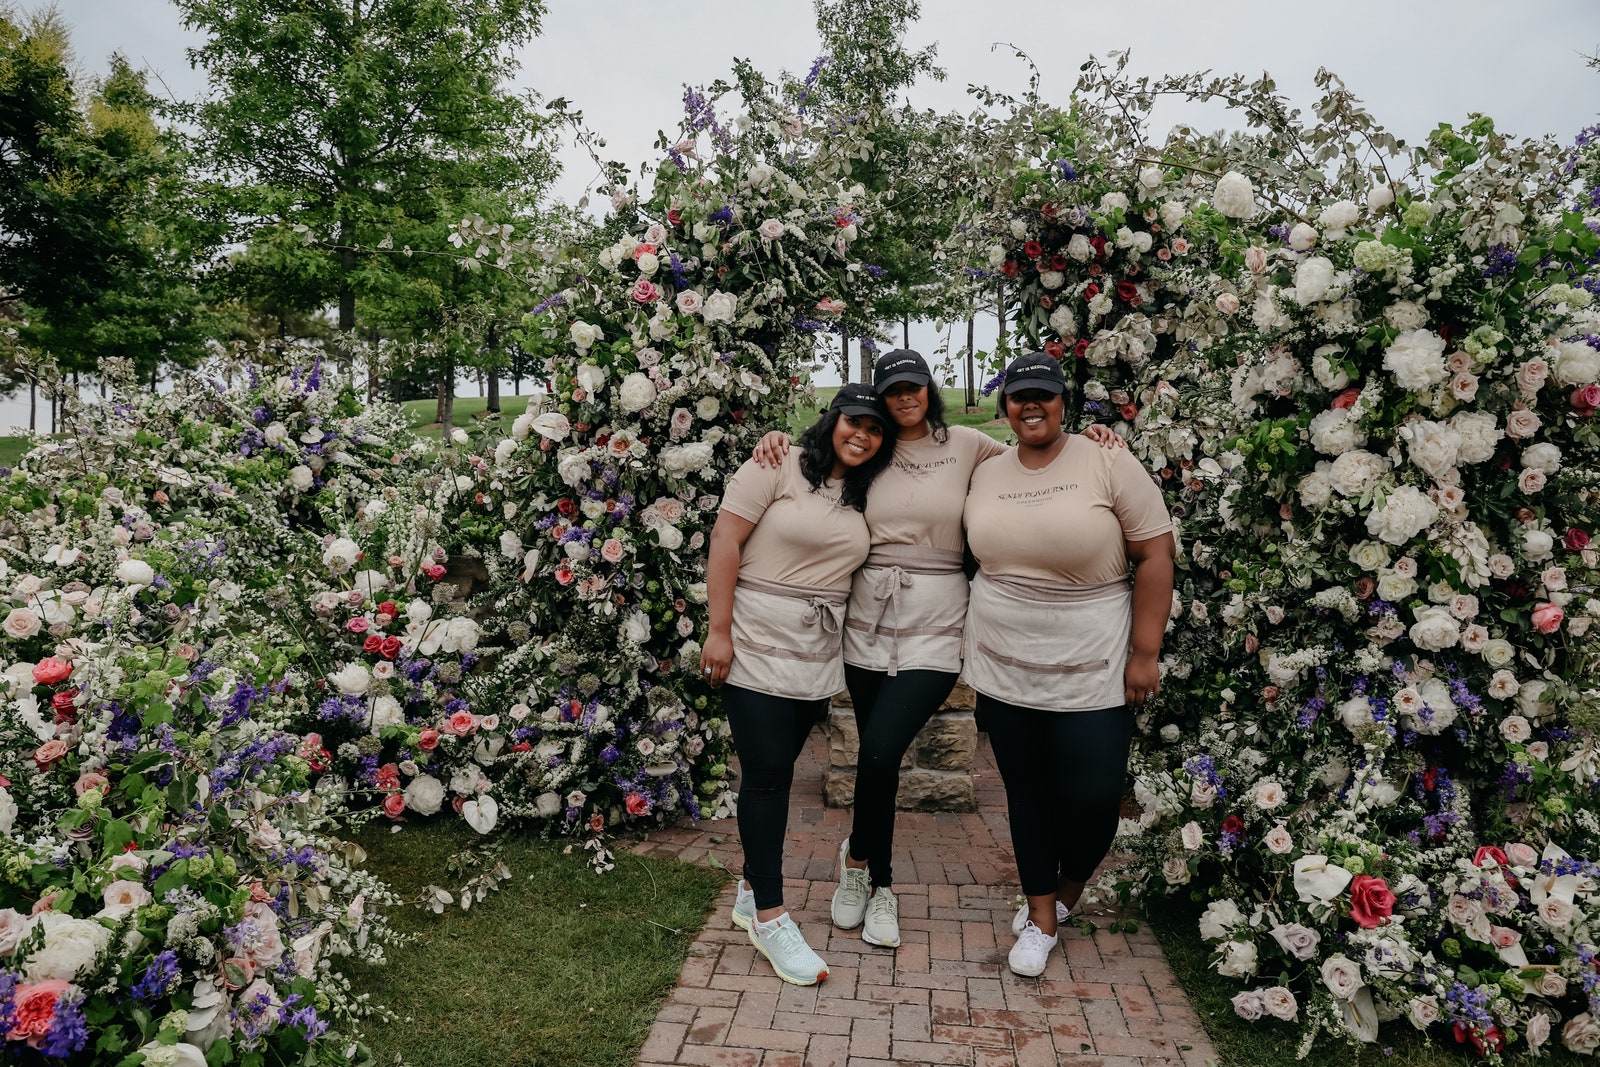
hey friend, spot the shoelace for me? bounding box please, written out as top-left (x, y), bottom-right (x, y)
top-left (838, 867), bottom-right (870, 905)
top-left (867, 892), bottom-right (896, 922)
top-left (766, 920), bottom-right (812, 959)
top-left (1017, 923), bottom-right (1055, 951)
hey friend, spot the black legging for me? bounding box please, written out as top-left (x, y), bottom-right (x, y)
top-left (844, 664), bottom-right (959, 888)
top-left (980, 695), bottom-right (1133, 896)
top-left (723, 684), bottom-right (828, 910)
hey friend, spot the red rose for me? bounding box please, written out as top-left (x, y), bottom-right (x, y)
top-left (382, 793), bottom-right (406, 819)
top-left (1050, 254), bottom-right (1069, 271)
top-left (50, 689), bottom-right (77, 711)
top-left (1083, 283), bottom-right (1101, 302)
top-left (631, 278), bottom-right (661, 304)
top-left (1040, 203), bottom-right (1058, 219)
top-left (666, 209), bottom-right (682, 226)
top-left (1354, 577), bottom-right (1376, 599)
top-left (1120, 403), bottom-right (1139, 421)
top-left (556, 498), bottom-right (576, 516)
top-left (625, 792), bottom-right (650, 816)
top-left (417, 728), bottom-right (440, 752)
top-left (1089, 236), bottom-right (1107, 259)
top-left (1473, 845), bottom-right (1510, 869)
top-left (374, 763), bottom-right (400, 790)
top-left (1331, 388), bottom-right (1361, 410)
top-left (1453, 1022), bottom-right (1505, 1056)
top-left (378, 635), bottom-right (402, 659)
top-left (1073, 339), bottom-right (1090, 358)
top-left (1000, 260), bottom-right (1019, 277)
top-left (1565, 527), bottom-right (1591, 551)
top-left (1022, 240), bottom-right (1043, 259)
top-left (1115, 281), bottom-right (1139, 302)
top-left (730, 408), bottom-right (746, 424)
top-left (363, 635), bottom-right (383, 654)
top-left (32, 658), bottom-right (73, 686)
top-left (1221, 814), bottom-right (1244, 835)
top-left (1348, 874), bottom-right (1395, 929)
top-left (1043, 341), bottom-right (1066, 359)
top-left (512, 741), bottom-right (531, 753)
top-left (378, 601), bottom-right (398, 618)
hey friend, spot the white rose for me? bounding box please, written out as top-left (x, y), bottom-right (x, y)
top-left (1099, 191), bottom-right (1130, 213)
top-left (747, 162), bottom-right (773, 188)
top-left (1480, 639), bottom-right (1515, 668)
top-left (654, 524), bottom-right (684, 551)
top-left (100, 880), bottom-right (154, 919)
top-left (1262, 986), bottom-right (1299, 1021)
top-left (1232, 989), bottom-right (1265, 1021)
top-left (1288, 223), bottom-right (1319, 251)
top-left (1198, 899), bottom-right (1243, 940)
top-left (1348, 541), bottom-right (1390, 572)
top-left (1319, 954), bottom-right (1364, 999)
top-left (1407, 995), bottom-right (1439, 1030)
top-left (675, 289), bottom-right (703, 315)
top-left (758, 218), bottom-right (785, 240)
top-left (1161, 856), bottom-right (1191, 885)
top-left (0, 907), bottom-right (27, 955)
top-left (635, 252), bottom-right (659, 276)
top-left (25, 911), bottom-right (112, 982)
top-left (1138, 166), bottom-right (1163, 189)
top-left (1213, 172), bottom-right (1257, 219)
top-left (618, 372), bottom-right (658, 413)
top-left (1254, 780), bottom-right (1286, 810)
top-left (1368, 182), bottom-right (1395, 211)
top-left (1263, 825), bottom-right (1294, 855)
top-left (328, 662), bottom-right (371, 697)
top-left (1365, 485), bottom-right (1439, 545)
top-left (1311, 345), bottom-right (1350, 390)
top-left (1181, 821), bottom-right (1205, 850)
top-left (117, 559), bottom-right (156, 587)
top-left (289, 464), bottom-right (315, 491)
top-left (2, 607), bottom-right (41, 639)
top-left (534, 792), bottom-right (562, 819)
top-left (574, 363), bottom-right (607, 395)
top-left (702, 291), bottom-right (738, 323)
top-left (369, 695), bottom-right (403, 731)
top-left (1564, 1014), bottom-right (1600, 1055)
top-left (403, 774), bottom-right (445, 816)
top-left (569, 321), bottom-right (603, 350)
top-left (1522, 528), bottom-right (1555, 561)
top-left (1066, 234), bottom-right (1092, 262)
top-left (1383, 329), bottom-right (1449, 391)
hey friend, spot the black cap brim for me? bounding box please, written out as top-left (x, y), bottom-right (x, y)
top-left (835, 404), bottom-right (884, 420)
top-left (1001, 377), bottom-right (1066, 396)
top-left (875, 371), bottom-right (931, 392)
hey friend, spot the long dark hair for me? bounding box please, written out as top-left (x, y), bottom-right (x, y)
top-left (923, 386), bottom-right (950, 444)
top-left (797, 408), bottom-right (896, 512)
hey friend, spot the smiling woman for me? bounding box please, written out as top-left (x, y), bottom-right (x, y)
top-left (697, 383), bottom-right (895, 986)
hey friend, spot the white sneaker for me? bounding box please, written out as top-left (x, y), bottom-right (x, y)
top-left (750, 913), bottom-right (829, 986)
top-left (731, 880), bottom-right (755, 931)
top-left (1009, 920), bottom-right (1059, 977)
top-left (1011, 899), bottom-right (1070, 936)
top-left (861, 887), bottom-right (901, 948)
top-left (830, 839), bottom-right (871, 929)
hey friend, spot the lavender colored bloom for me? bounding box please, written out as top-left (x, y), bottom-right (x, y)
top-left (40, 991), bottom-right (88, 1056)
top-left (133, 951), bottom-right (183, 1001)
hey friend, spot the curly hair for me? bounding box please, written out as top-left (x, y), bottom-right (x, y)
top-left (797, 408), bottom-right (896, 511)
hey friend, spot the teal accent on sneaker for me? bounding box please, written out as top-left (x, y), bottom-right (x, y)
top-left (862, 887), bottom-right (901, 948)
top-left (830, 838), bottom-right (871, 929)
top-left (731, 880), bottom-right (755, 931)
top-left (749, 913), bottom-right (828, 986)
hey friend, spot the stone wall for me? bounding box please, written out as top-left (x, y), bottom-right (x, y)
top-left (823, 679), bottom-right (978, 812)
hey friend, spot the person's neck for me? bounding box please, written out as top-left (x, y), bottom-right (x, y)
top-left (830, 461), bottom-right (847, 480)
top-left (897, 421), bottom-right (930, 442)
top-left (1016, 432), bottom-right (1068, 470)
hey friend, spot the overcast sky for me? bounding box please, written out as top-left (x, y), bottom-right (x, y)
top-left (32, 0), bottom-right (1600, 392)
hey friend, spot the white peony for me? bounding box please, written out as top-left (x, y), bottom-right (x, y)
top-left (1198, 899), bottom-right (1243, 940)
top-left (1399, 420), bottom-right (1461, 480)
top-left (1213, 172), bottom-right (1257, 219)
top-left (1217, 939), bottom-right (1259, 977)
top-left (1288, 223), bottom-right (1319, 251)
top-left (328, 662), bottom-right (371, 697)
top-left (1337, 695), bottom-right (1374, 733)
top-left (1365, 486), bottom-right (1438, 545)
top-left (289, 465), bottom-right (315, 491)
top-left (1329, 450), bottom-right (1391, 497)
top-left (1318, 199), bottom-right (1361, 236)
top-left (1383, 300), bottom-right (1429, 331)
top-left (1309, 409), bottom-right (1364, 456)
top-left (322, 537), bottom-right (361, 573)
top-left (369, 695), bottom-right (403, 731)
top-left (25, 911), bottom-right (112, 982)
top-left (618, 372), bottom-right (658, 413)
top-left (1522, 442), bottom-right (1563, 474)
top-left (1553, 340), bottom-right (1600, 385)
top-left (1311, 345), bottom-right (1350, 390)
top-left (0, 787), bottom-right (13, 834)
top-left (1450, 410), bottom-right (1502, 465)
top-left (404, 774), bottom-right (445, 816)
top-left (1383, 329), bottom-right (1449, 391)
top-left (1522, 528), bottom-right (1556, 561)
top-left (658, 443), bottom-right (715, 476)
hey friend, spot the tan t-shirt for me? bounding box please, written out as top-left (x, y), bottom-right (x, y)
top-left (964, 436), bottom-right (1171, 584)
top-left (865, 426), bottom-right (1008, 551)
top-left (720, 449), bottom-right (870, 589)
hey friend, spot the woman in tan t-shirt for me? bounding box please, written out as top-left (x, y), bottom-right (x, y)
top-left (963, 350), bottom-right (1175, 977)
top-left (751, 350), bottom-right (1122, 952)
top-left (699, 383), bottom-right (895, 987)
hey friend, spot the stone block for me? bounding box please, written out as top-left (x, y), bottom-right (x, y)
top-left (824, 766), bottom-right (856, 808)
top-left (827, 706), bottom-right (859, 766)
top-left (915, 712), bottom-right (976, 772)
top-left (945, 679), bottom-right (977, 712)
top-left (896, 771), bottom-right (977, 812)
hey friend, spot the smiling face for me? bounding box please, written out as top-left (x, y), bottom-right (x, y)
top-left (1004, 388), bottom-right (1066, 450)
top-left (881, 381), bottom-right (929, 435)
top-left (831, 412), bottom-right (886, 475)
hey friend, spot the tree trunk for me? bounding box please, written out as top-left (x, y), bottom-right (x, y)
top-left (965, 315), bottom-right (977, 410)
top-left (840, 333), bottom-right (850, 383)
top-left (27, 381), bottom-right (35, 433)
top-left (485, 322), bottom-right (501, 414)
top-left (902, 315), bottom-right (910, 349)
top-left (48, 391), bottom-right (55, 435)
top-left (438, 360), bottom-right (455, 433)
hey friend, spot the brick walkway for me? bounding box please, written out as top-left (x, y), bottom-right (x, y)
top-left (624, 731), bottom-right (1218, 1067)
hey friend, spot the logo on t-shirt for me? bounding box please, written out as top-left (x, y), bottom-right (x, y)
top-left (893, 456), bottom-right (956, 475)
top-left (996, 483), bottom-right (1079, 502)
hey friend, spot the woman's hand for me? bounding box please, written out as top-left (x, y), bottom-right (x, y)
top-left (1125, 650), bottom-right (1160, 709)
top-left (752, 430), bottom-right (792, 468)
top-left (699, 632), bottom-right (734, 688)
top-left (1081, 424), bottom-right (1126, 450)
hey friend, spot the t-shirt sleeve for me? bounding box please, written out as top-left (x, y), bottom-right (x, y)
top-left (720, 456), bottom-right (782, 524)
top-left (1108, 448), bottom-right (1173, 541)
top-left (967, 428), bottom-right (1009, 464)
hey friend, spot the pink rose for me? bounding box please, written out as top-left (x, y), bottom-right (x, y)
top-left (1505, 842), bottom-right (1539, 867)
top-left (1489, 925), bottom-right (1521, 950)
top-left (1532, 602), bottom-right (1564, 634)
top-left (32, 658), bottom-right (73, 686)
top-left (32, 739), bottom-right (69, 771)
top-left (445, 711), bottom-right (478, 736)
top-left (73, 771), bottom-right (108, 797)
top-left (346, 617), bottom-right (369, 634)
top-left (630, 278), bottom-right (661, 304)
top-left (382, 792), bottom-right (406, 819)
top-left (417, 728), bottom-right (440, 751)
top-left (8, 979), bottom-right (72, 1048)
top-left (625, 792), bottom-right (650, 816)
top-left (1573, 383), bottom-right (1600, 412)
top-left (600, 538), bottom-right (626, 563)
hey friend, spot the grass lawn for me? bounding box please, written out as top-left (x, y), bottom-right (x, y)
top-left (0, 436), bottom-right (28, 467)
top-left (399, 394), bottom-right (537, 433)
top-left (348, 821), bottom-right (725, 1067)
top-left (1144, 893), bottom-right (1585, 1066)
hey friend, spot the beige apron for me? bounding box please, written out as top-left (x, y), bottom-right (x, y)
top-left (962, 571), bottom-right (1132, 711)
top-left (727, 574), bottom-right (850, 701)
top-left (843, 544), bottom-right (967, 676)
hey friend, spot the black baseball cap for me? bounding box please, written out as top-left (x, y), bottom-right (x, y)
top-left (1000, 351), bottom-right (1067, 396)
top-left (829, 383), bottom-right (887, 421)
top-left (873, 349), bottom-right (932, 392)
